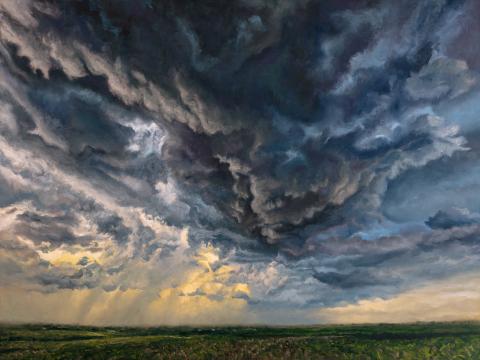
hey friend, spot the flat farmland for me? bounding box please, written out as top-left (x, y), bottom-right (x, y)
top-left (1, 322), bottom-right (480, 359)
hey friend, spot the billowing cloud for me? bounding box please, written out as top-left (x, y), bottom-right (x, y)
top-left (0, 0), bottom-right (479, 325)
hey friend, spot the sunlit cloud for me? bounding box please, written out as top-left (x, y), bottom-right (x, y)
top-left (0, 242), bottom-right (252, 325)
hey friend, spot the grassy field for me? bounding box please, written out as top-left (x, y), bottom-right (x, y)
top-left (1, 322), bottom-right (480, 359)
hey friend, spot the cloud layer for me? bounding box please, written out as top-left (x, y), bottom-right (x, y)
top-left (0, 0), bottom-right (480, 324)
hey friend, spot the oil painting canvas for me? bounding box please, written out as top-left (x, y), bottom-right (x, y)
top-left (0, 0), bottom-right (480, 359)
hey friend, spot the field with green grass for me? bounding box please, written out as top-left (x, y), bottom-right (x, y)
top-left (1, 322), bottom-right (479, 359)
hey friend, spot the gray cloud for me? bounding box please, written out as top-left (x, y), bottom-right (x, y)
top-left (426, 207), bottom-right (480, 229)
top-left (0, 0), bottom-right (479, 313)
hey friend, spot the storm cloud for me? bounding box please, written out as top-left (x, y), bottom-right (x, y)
top-left (0, 0), bottom-right (480, 323)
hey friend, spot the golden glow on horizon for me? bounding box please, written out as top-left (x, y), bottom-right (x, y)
top-left (317, 272), bottom-right (480, 324)
top-left (1, 223), bottom-right (478, 326)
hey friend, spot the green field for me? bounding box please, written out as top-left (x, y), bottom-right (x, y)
top-left (1, 322), bottom-right (480, 359)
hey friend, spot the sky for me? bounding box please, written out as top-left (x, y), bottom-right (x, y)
top-left (0, 0), bottom-right (479, 325)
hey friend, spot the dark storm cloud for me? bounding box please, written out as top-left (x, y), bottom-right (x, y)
top-left (35, 263), bottom-right (103, 291)
top-left (13, 210), bottom-right (95, 249)
top-left (313, 270), bottom-right (384, 289)
top-left (426, 207), bottom-right (480, 229)
top-left (0, 0), bottom-right (479, 307)
top-left (96, 214), bottom-right (131, 244)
